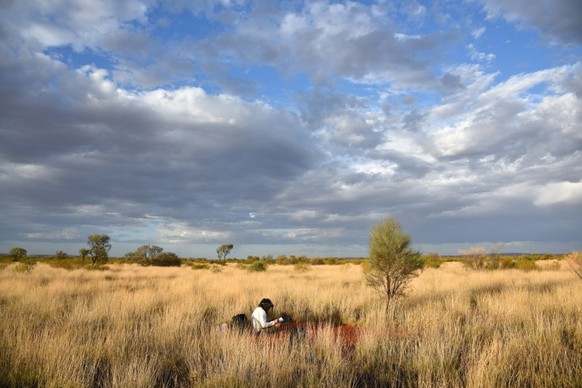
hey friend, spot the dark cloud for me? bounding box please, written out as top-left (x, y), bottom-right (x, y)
top-left (0, 48), bottom-right (321, 246)
top-left (482, 0), bottom-right (582, 45)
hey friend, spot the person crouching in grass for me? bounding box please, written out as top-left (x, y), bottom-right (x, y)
top-left (252, 298), bottom-right (284, 334)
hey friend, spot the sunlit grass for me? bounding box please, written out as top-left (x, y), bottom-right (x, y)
top-left (0, 261), bottom-right (580, 386)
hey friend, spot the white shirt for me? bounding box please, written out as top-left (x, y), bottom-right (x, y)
top-left (251, 306), bottom-right (276, 333)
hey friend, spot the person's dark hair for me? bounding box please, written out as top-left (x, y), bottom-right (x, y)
top-left (259, 298), bottom-right (274, 310)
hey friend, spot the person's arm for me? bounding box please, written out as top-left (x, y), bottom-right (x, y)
top-left (252, 308), bottom-right (282, 330)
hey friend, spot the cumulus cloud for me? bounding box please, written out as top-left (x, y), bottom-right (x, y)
top-left (0, 44), bottom-right (320, 246)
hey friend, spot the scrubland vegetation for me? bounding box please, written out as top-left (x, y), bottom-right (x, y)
top-left (0, 257), bottom-right (581, 387)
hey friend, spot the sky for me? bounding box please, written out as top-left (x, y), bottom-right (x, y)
top-left (1, 0), bottom-right (581, 259)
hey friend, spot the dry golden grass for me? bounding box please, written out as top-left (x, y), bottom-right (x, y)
top-left (0, 261), bottom-right (580, 387)
top-left (565, 251), bottom-right (582, 280)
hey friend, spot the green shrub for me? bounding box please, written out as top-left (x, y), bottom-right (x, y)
top-left (499, 257), bottom-right (517, 269)
top-left (53, 251), bottom-right (68, 260)
top-left (147, 252), bottom-right (181, 267)
top-left (423, 253), bottom-right (442, 269)
top-left (247, 261), bottom-right (267, 272)
top-left (9, 247), bottom-right (28, 261)
top-left (515, 257), bottom-right (540, 271)
top-left (422, 252), bottom-right (442, 268)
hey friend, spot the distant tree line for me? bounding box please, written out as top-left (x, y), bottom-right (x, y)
top-left (1, 234), bottom-right (566, 271)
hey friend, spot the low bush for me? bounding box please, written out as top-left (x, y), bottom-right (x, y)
top-left (247, 261), bottom-right (267, 272)
top-left (147, 252), bottom-right (181, 267)
top-left (515, 256), bottom-right (540, 271)
top-left (463, 255), bottom-right (541, 271)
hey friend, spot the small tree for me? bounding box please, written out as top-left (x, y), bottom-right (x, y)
top-left (124, 245), bottom-right (181, 267)
top-left (125, 245), bottom-right (164, 264)
top-left (79, 248), bottom-right (90, 262)
top-left (87, 234), bottom-right (111, 266)
top-left (216, 243), bottom-right (234, 261)
top-left (9, 247), bottom-right (28, 261)
top-left (364, 218), bottom-right (424, 307)
top-left (55, 251), bottom-right (68, 260)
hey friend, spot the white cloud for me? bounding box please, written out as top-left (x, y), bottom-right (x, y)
top-left (534, 181), bottom-right (582, 206)
top-left (472, 27), bottom-right (486, 39)
top-left (432, 65), bottom-right (580, 158)
top-left (4, 0), bottom-right (151, 51)
top-left (158, 221), bottom-right (230, 243)
top-left (26, 228), bottom-right (78, 240)
top-left (467, 43), bottom-right (496, 63)
top-left (0, 162), bottom-right (56, 183)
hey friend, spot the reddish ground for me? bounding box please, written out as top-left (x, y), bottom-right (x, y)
top-left (251, 320), bottom-right (416, 357)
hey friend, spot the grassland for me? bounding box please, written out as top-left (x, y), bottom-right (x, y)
top-left (0, 260), bottom-right (580, 387)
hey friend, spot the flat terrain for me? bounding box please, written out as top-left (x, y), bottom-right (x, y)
top-left (0, 261), bottom-right (580, 387)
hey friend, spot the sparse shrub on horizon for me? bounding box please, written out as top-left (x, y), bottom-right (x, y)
top-left (247, 261), bottom-right (267, 272)
top-left (9, 247), bottom-right (28, 261)
top-left (124, 245), bottom-right (181, 267)
top-left (423, 252), bottom-right (442, 268)
top-left (462, 255), bottom-right (542, 271)
top-left (147, 252), bottom-right (181, 267)
top-left (53, 250), bottom-right (68, 260)
top-left (515, 256), bottom-right (540, 271)
top-left (8, 248), bottom-right (36, 272)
